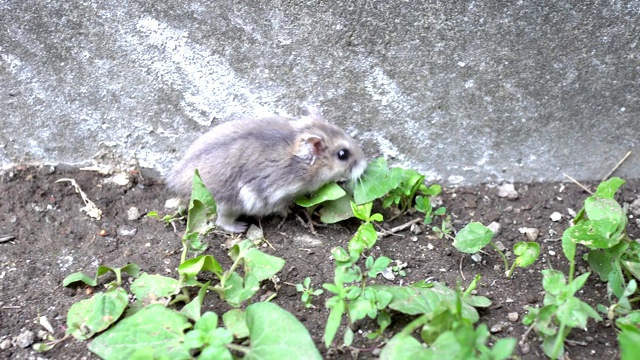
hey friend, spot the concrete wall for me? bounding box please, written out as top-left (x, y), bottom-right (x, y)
top-left (1, 1), bottom-right (638, 185)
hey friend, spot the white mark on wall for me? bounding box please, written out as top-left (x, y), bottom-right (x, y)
top-left (365, 67), bottom-right (406, 109)
top-left (133, 18), bottom-right (280, 126)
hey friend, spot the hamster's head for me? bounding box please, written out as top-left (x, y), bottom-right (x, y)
top-left (293, 112), bottom-right (367, 191)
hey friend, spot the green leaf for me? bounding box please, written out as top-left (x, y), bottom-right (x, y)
top-left (569, 219), bottom-right (623, 249)
top-left (561, 228), bottom-right (577, 262)
top-left (513, 242), bottom-right (540, 267)
top-left (88, 304), bottom-right (192, 360)
top-left (353, 158), bottom-right (404, 205)
top-left (453, 222), bottom-right (494, 253)
top-left (178, 255), bottom-right (223, 279)
top-left (244, 302), bottom-right (322, 360)
top-left (324, 299), bottom-right (345, 347)
top-left (223, 309), bottom-right (250, 339)
top-left (189, 169), bottom-right (217, 215)
top-left (585, 197), bottom-right (625, 223)
top-left (367, 257), bottom-right (392, 278)
top-left (593, 177), bottom-right (625, 199)
top-left (130, 273), bottom-right (179, 300)
top-left (66, 288), bottom-right (129, 340)
top-left (371, 283), bottom-right (481, 323)
top-left (237, 243), bottom-right (286, 282)
top-left (380, 333), bottom-right (432, 360)
top-left (295, 182), bottom-right (347, 207)
top-left (619, 325), bottom-right (640, 360)
top-left (223, 272), bottom-right (260, 307)
top-left (318, 195), bottom-right (355, 223)
top-left (350, 201), bottom-right (373, 221)
top-left (63, 272), bottom-right (97, 287)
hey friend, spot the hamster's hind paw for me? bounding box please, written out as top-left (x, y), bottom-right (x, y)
top-left (216, 214), bottom-right (248, 233)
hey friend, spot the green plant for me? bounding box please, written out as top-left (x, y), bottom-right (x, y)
top-left (296, 277), bottom-right (324, 308)
top-left (380, 277), bottom-right (515, 360)
top-left (453, 222), bottom-right (540, 278)
top-left (561, 178), bottom-right (640, 301)
top-left (522, 270), bottom-right (601, 359)
top-left (40, 171), bottom-right (323, 359)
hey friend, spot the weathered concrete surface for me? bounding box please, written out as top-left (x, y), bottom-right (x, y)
top-left (1, 1), bottom-right (638, 185)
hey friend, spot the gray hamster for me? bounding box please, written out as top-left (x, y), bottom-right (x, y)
top-left (166, 108), bottom-right (367, 232)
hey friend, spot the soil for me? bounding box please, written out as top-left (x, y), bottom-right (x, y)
top-left (1, 165), bottom-right (638, 360)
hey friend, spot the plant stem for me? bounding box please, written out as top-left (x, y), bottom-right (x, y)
top-left (489, 242), bottom-right (510, 275)
top-left (226, 343), bottom-right (251, 354)
top-left (551, 322), bottom-right (567, 359)
top-left (506, 261), bottom-right (517, 278)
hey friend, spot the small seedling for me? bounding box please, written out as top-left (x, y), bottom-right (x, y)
top-left (523, 269), bottom-right (601, 359)
top-left (453, 222), bottom-right (540, 278)
top-left (296, 277), bottom-right (324, 308)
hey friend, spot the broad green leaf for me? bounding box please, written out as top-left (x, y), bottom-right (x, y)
top-left (593, 177), bottom-right (625, 199)
top-left (241, 247), bottom-right (286, 282)
top-left (367, 256), bottom-right (392, 278)
top-left (380, 333), bottom-right (432, 360)
top-left (66, 288), bottom-right (129, 340)
top-left (513, 242), bottom-right (540, 267)
top-left (178, 255), bottom-right (223, 279)
top-left (354, 158), bottom-right (404, 204)
top-left (568, 219), bottom-right (623, 249)
top-left (88, 304), bottom-right (192, 360)
top-left (586, 249), bottom-right (615, 281)
top-left (295, 182), bottom-right (347, 207)
top-left (223, 309), bottom-right (249, 339)
top-left (556, 297), bottom-right (601, 329)
top-left (244, 302), bottom-right (322, 360)
top-left (189, 169), bottom-right (217, 215)
top-left (63, 271), bottom-right (97, 287)
top-left (130, 273), bottom-right (179, 300)
top-left (331, 246), bottom-right (351, 262)
top-left (350, 201), bottom-right (373, 221)
top-left (223, 272), bottom-right (260, 307)
top-left (319, 195), bottom-right (355, 223)
top-left (619, 325), bottom-right (640, 360)
top-left (491, 338), bottom-right (518, 360)
top-left (371, 283), bottom-right (481, 323)
top-left (541, 269), bottom-right (566, 296)
top-left (585, 197), bottom-right (625, 223)
top-left (185, 200), bottom-right (213, 236)
top-left (453, 222), bottom-right (494, 253)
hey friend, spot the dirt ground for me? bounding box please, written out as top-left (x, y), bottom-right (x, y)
top-left (1, 166), bottom-right (637, 360)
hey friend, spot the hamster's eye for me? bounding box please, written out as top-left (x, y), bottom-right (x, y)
top-left (337, 149), bottom-right (350, 161)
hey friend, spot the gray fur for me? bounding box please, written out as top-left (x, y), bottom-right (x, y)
top-left (167, 114), bottom-right (367, 232)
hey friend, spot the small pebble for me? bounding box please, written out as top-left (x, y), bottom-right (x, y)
top-left (487, 221), bottom-right (501, 235)
top-left (518, 227), bottom-right (540, 241)
top-left (497, 184), bottom-right (519, 199)
top-left (490, 323), bottom-right (506, 333)
top-left (381, 268), bottom-right (395, 281)
top-left (508, 312), bottom-right (519, 322)
top-left (520, 341), bottom-right (531, 354)
top-left (471, 253), bottom-right (482, 263)
top-left (14, 330), bottom-right (35, 348)
top-left (550, 212), bottom-right (563, 222)
top-left (118, 227), bottom-right (137, 237)
top-left (0, 339), bottom-right (11, 350)
top-left (494, 241), bottom-right (506, 252)
top-left (127, 207), bottom-right (141, 220)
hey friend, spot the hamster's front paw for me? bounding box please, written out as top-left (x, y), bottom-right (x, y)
top-left (216, 214), bottom-right (248, 233)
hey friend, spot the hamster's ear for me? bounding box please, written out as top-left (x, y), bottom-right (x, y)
top-left (295, 135), bottom-right (325, 165)
top-left (306, 106), bottom-right (323, 120)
